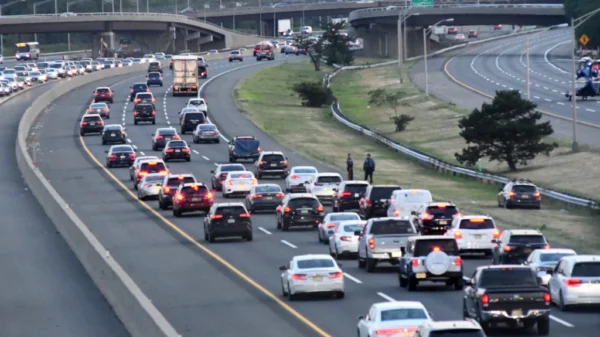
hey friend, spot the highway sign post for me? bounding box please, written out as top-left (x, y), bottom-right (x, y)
top-left (412, 0), bottom-right (433, 8)
top-left (579, 34), bottom-right (589, 46)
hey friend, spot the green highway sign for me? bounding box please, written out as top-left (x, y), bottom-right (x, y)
top-left (412, 0), bottom-right (433, 8)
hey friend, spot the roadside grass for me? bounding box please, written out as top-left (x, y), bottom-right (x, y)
top-left (330, 62), bottom-right (600, 202)
top-left (234, 60), bottom-right (600, 253)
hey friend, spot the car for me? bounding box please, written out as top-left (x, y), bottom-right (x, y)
top-left (455, 33), bottom-right (466, 41)
top-left (467, 30), bottom-right (478, 38)
top-left (416, 320), bottom-right (484, 337)
top-left (105, 145), bottom-right (136, 168)
top-left (447, 27), bottom-right (457, 34)
top-left (29, 71), bottom-right (45, 83)
top-left (3, 78), bottom-right (18, 91)
top-left (101, 60), bottom-right (115, 69)
top-left (147, 61), bottom-right (162, 73)
top-left (137, 173), bottom-right (165, 200)
top-left (317, 212), bottom-right (361, 244)
top-left (162, 140), bottom-right (191, 162)
top-left (328, 220), bottom-right (366, 259)
top-left (299, 25), bottom-right (312, 34)
top-left (256, 42), bottom-right (275, 61)
top-left (285, 166), bottom-right (318, 192)
top-left (276, 193), bottom-right (324, 231)
top-left (158, 174), bottom-right (197, 209)
top-left (79, 114), bottom-right (104, 136)
top-left (88, 102), bottom-right (111, 119)
top-left (91, 61), bottom-right (103, 71)
top-left (204, 202), bottom-right (253, 242)
top-left (130, 82), bottom-right (149, 101)
top-left (523, 248), bottom-right (576, 287)
top-left (284, 46), bottom-right (298, 55)
top-left (132, 58), bottom-right (142, 65)
top-left (358, 185), bottom-right (402, 220)
top-left (445, 215), bottom-right (499, 256)
top-left (151, 127), bottom-right (180, 151)
top-left (398, 235), bottom-right (463, 290)
top-left (142, 54), bottom-right (156, 63)
top-left (245, 184), bottom-right (285, 213)
top-left (179, 109), bottom-right (206, 134)
top-left (332, 180), bottom-right (370, 212)
top-left (387, 189), bottom-right (433, 217)
top-left (357, 301), bottom-right (432, 337)
top-left (279, 254), bottom-right (344, 300)
top-left (15, 71), bottom-right (32, 86)
top-left (146, 72), bottom-right (163, 87)
top-left (492, 229), bottom-right (549, 265)
top-left (172, 182), bottom-right (213, 217)
top-left (548, 255), bottom-right (600, 311)
top-left (133, 102), bottom-right (156, 125)
top-left (222, 171), bottom-right (258, 198)
top-left (210, 164), bottom-right (246, 191)
top-left (178, 107), bottom-right (201, 124)
top-left (228, 136), bottom-right (261, 162)
top-left (46, 68), bottom-right (59, 79)
top-left (254, 151), bottom-right (288, 179)
top-left (101, 124), bottom-right (127, 144)
top-left (357, 217), bottom-right (417, 271)
top-left (133, 92), bottom-right (155, 104)
top-left (0, 83), bottom-right (10, 96)
top-left (186, 98), bottom-right (208, 114)
top-left (413, 201), bottom-right (460, 235)
top-left (464, 265), bottom-right (551, 334)
top-left (129, 156), bottom-right (159, 180)
top-left (192, 123), bottom-right (220, 143)
top-left (497, 178), bottom-right (541, 209)
top-left (229, 50), bottom-right (243, 62)
top-left (93, 87), bottom-right (114, 103)
top-left (132, 159), bottom-right (168, 190)
top-left (306, 173), bottom-right (342, 204)
top-left (494, 24), bottom-right (503, 30)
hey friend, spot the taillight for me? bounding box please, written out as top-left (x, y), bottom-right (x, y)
top-left (103, 108), bottom-right (109, 113)
top-left (206, 192), bottom-right (213, 199)
top-left (366, 200), bottom-right (373, 207)
top-left (176, 194), bottom-right (184, 201)
top-left (159, 170), bottom-right (168, 175)
top-left (164, 186), bottom-right (171, 193)
top-left (109, 154), bottom-right (117, 159)
top-left (422, 212), bottom-right (431, 219)
top-left (275, 193), bottom-right (284, 198)
top-left (566, 279), bottom-right (581, 286)
top-left (534, 192), bottom-right (541, 199)
top-left (411, 259), bottom-right (420, 267)
top-left (368, 238), bottom-right (375, 249)
top-left (454, 231), bottom-right (462, 239)
top-left (253, 194), bottom-right (263, 199)
top-left (543, 292), bottom-right (551, 304)
top-left (281, 160), bottom-right (288, 165)
top-left (544, 245), bottom-right (550, 249)
top-left (394, 209), bottom-right (399, 216)
top-left (146, 88), bottom-right (150, 92)
top-left (81, 121), bottom-right (88, 126)
top-left (454, 212), bottom-right (463, 217)
top-left (251, 178), bottom-right (258, 184)
top-left (340, 192), bottom-right (351, 197)
top-left (329, 272), bottom-right (343, 279)
top-left (152, 111), bottom-right (156, 116)
top-left (375, 328), bottom-right (415, 336)
top-left (182, 148), bottom-right (190, 152)
top-left (504, 246), bottom-right (511, 252)
top-left (284, 206), bottom-right (291, 213)
top-left (326, 223), bottom-right (336, 228)
top-left (481, 294), bottom-right (489, 306)
top-left (130, 89), bottom-right (133, 93)
top-left (226, 180), bottom-right (233, 186)
top-left (97, 120), bottom-right (104, 125)
top-left (220, 173), bottom-right (227, 179)
top-left (291, 274), bottom-right (307, 281)
top-left (453, 257), bottom-right (462, 266)
top-left (134, 111), bottom-right (139, 116)
top-left (88, 109), bottom-right (94, 113)
top-left (128, 153), bottom-right (136, 159)
top-left (146, 77), bottom-right (149, 80)
top-left (290, 175), bottom-right (299, 179)
top-left (173, 135), bottom-right (180, 140)
top-left (493, 230), bottom-right (500, 238)
top-left (143, 184), bottom-right (152, 188)
top-left (340, 236), bottom-right (352, 242)
top-left (211, 214), bottom-right (223, 220)
top-left (156, 135), bottom-right (163, 139)
top-left (166, 148), bottom-right (174, 153)
top-left (138, 171), bottom-right (148, 177)
top-left (259, 161), bottom-right (265, 166)
top-left (239, 213), bottom-right (250, 218)
top-left (508, 192), bottom-right (515, 198)
top-left (316, 205), bottom-right (324, 212)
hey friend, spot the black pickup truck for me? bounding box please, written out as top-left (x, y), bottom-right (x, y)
top-left (463, 265), bottom-right (551, 335)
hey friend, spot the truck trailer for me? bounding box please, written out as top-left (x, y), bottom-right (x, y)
top-left (172, 55), bottom-right (199, 96)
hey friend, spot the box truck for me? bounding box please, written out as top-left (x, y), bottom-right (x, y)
top-left (172, 55), bottom-right (199, 96)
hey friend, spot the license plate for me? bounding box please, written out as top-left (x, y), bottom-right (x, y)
top-left (120, 155), bottom-right (125, 159)
top-left (439, 220), bottom-right (448, 225)
top-left (512, 309), bottom-right (523, 316)
top-left (313, 276), bottom-right (323, 281)
top-left (354, 193), bottom-right (359, 198)
top-left (416, 273), bottom-right (427, 279)
top-left (175, 149), bottom-right (180, 152)
top-left (300, 210), bottom-right (309, 214)
top-left (270, 163), bottom-right (277, 167)
top-left (191, 197), bottom-right (201, 202)
top-left (227, 219), bottom-right (235, 224)
top-left (191, 120), bottom-right (199, 123)
top-left (97, 109), bottom-right (102, 112)
top-left (90, 122), bottom-right (95, 125)
top-left (391, 252), bottom-right (402, 258)
top-left (111, 133), bottom-right (116, 137)
top-left (524, 248), bottom-right (532, 253)
top-left (237, 182), bottom-right (246, 186)
top-left (165, 137), bottom-right (171, 140)
top-left (473, 234), bottom-right (482, 239)
top-left (265, 196), bottom-right (273, 200)
top-left (521, 195), bottom-right (530, 199)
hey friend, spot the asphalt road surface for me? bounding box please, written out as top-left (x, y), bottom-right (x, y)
top-left (32, 54), bottom-right (593, 336)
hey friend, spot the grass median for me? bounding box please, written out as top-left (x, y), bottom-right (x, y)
top-left (233, 60), bottom-right (600, 253)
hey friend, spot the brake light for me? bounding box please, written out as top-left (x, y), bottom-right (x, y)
top-left (239, 213), bottom-right (250, 218)
top-left (206, 192), bottom-right (213, 199)
top-left (544, 292), bottom-right (551, 304)
top-left (284, 206), bottom-right (291, 213)
top-left (454, 231), bottom-right (462, 239)
top-left (368, 238), bottom-right (375, 249)
top-left (432, 246), bottom-right (440, 251)
top-left (544, 245), bottom-right (550, 249)
top-left (411, 259), bottom-right (420, 266)
top-left (109, 154), bottom-right (117, 159)
top-left (128, 153), bottom-right (136, 159)
top-left (156, 135), bottom-right (163, 140)
top-left (329, 272), bottom-right (343, 279)
top-left (453, 257), bottom-right (462, 266)
top-left (98, 120), bottom-right (104, 125)
top-left (340, 236), bottom-right (352, 241)
top-left (138, 171), bottom-right (148, 177)
top-left (211, 214), bottom-right (223, 220)
top-left (340, 192), bottom-right (351, 197)
top-left (164, 186), bottom-right (170, 193)
top-left (422, 212), bottom-right (431, 219)
top-left (259, 161), bottom-right (265, 166)
top-left (394, 209), bottom-right (399, 216)
top-left (103, 108), bottom-right (109, 113)
top-left (290, 175), bottom-right (300, 179)
top-left (176, 194), bottom-right (184, 201)
top-left (253, 194), bottom-right (263, 199)
top-left (316, 205), bottom-right (324, 212)
top-left (470, 218), bottom-right (485, 223)
top-left (182, 148), bottom-right (190, 152)
top-left (143, 184), bottom-right (152, 188)
top-left (291, 274), bottom-right (307, 281)
top-left (88, 109), bottom-right (94, 113)
top-left (81, 121), bottom-right (88, 126)
top-left (481, 294), bottom-right (489, 306)
top-left (152, 111), bottom-right (156, 116)
top-left (375, 328), bottom-right (415, 336)
top-left (220, 173), bottom-right (227, 178)
top-left (504, 246), bottom-right (511, 252)
top-left (173, 135), bottom-right (180, 140)
top-left (455, 212), bottom-right (463, 217)
top-left (159, 170), bottom-right (168, 175)
top-left (508, 192), bottom-right (515, 198)
top-left (226, 180), bottom-right (233, 185)
top-left (146, 77), bottom-right (149, 81)
top-left (275, 193), bottom-right (284, 198)
top-left (367, 200), bottom-right (373, 207)
top-left (166, 148), bottom-right (174, 153)
top-left (566, 279), bottom-right (581, 286)
top-left (493, 230), bottom-right (500, 238)
top-left (133, 111), bottom-right (139, 116)
top-left (130, 89), bottom-right (133, 93)
top-left (146, 88), bottom-right (150, 92)
top-left (326, 223), bottom-right (335, 228)
top-left (281, 160), bottom-right (287, 165)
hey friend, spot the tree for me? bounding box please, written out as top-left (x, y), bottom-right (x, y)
top-left (292, 81), bottom-right (333, 107)
top-left (294, 34), bottom-right (323, 71)
top-left (368, 88), bottom-right (414, 132)
top-left (455, 90), bottom-right (558, 171)
top-left (564, 0), bottom-right (600, 49)
top-left (320, 22), bottom-right (355, 66)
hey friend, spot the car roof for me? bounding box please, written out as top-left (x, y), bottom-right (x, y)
top-left (457, 215), bottom-right (491, 220)
top-left (215, 202), bottom-right (245, 208)
top-left (135, 156), bottom-right (159, 162)
top-left (82, 114), bottom-right (102, 119)
top-left (343, 180), bottom-right (370, 185)
top-left (423, 320), bottom-right (481, 331)
top-left (477, 265), bottom-right (531, 271)
top-left (316, 172), bottom-right (342, 177)
top-left (91, 102), bottom-right (108, 106)
top-left (261, 151), bottom-right (284, 155)
top-left (167, 173), bottom-right (194, 178)
top-left (157, 127), bottom-right (176, 132)
top-left (560, 255), bottom-right (600, 263)
top-left (372, 301), bottom-right (426, 310)
top-left (139, 159), bottom-right (164, 164)
top-left (110, 145), bottom-right (134, 151)
top-left (289, 193), bottom-right (318, 199)
top-left (509, 229), bottom-right (543, 235)
top-left (227, 171), bottom-right (253, 176)
top-left (291, 166), bottom-right (317, 170)
top-left (293, 254), bottom-right (333, 262)
top-left (103, 124), bottom-right (122, 128)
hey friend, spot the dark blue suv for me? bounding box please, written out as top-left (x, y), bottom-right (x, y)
top-left (146, 72), bottom-right (163, 87)
top-left (130, 82), bottom-right (149, 102)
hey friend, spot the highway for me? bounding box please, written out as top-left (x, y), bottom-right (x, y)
top-left (31, 54), bottom-right (594, 336)
top-left (0, 81), bottom-right (129, 336)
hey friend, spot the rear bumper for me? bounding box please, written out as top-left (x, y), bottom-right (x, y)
top-left (147, 80), bottom-right (163, 85)
top-left (409, 271), bottom-right (462, 281)
top-left (81, 126), bottom-right (104, 133)
top-left (250, 199), bottom-right (280, 209)
top-left (283, 215), bottom-right (323, 227)
top-left (164, 153), bottom-right (191, 160)
top-left (480, 309), bottom-right (550, 323)
top-left (507, 199), bottom-right (541, 207)
top-left (208, 225), bottom-right (252, 237)
top-left (175, 201), bottom-right (212, 212)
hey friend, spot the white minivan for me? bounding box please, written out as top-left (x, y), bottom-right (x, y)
top-left (386, 189), bottom-right (432, 218)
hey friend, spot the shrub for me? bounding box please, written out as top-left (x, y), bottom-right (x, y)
top-left (292, 81), bottom-right (333, 107)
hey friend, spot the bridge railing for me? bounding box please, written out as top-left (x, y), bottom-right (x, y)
top-left (350, 2), bottom-right (563, 16)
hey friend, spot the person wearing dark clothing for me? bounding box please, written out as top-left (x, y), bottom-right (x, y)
top-left (346, 154), bottom-right (354, 180)
top-left (363, 154), bottom-right (375, 184)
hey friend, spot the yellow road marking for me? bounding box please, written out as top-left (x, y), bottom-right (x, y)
top-left (443, 55), bottom-right (600, 130)
top-left (78, 135), bottom-right (332, 337)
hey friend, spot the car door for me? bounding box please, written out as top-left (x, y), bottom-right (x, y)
top-left (357, 306), bottom-right (376, 337)
top-left (464, 270), bottom-right (478, 316)
top-left (549, 260), bottom-right (567, 298)
top-left (282, 260), bottom-right (293, 290)
top-left (357, 222), bottom-right (369, 259)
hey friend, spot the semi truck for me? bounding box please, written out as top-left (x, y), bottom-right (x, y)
top-left (172, 55), bottom-right (199, 96)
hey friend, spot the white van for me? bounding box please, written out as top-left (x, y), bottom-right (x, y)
top-left (386, 189), bottom-right (433, 217)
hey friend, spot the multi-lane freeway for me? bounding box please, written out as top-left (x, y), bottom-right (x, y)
top-left (21, 49), bottom-right (597, 336)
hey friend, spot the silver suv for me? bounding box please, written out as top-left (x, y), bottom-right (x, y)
top-left (398, 235), bottom-right (464, 291)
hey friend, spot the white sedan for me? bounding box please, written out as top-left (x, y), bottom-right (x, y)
top-left (187, 98), bottom-right (208, 113)
top-left (328, 220), bottom-right (366, 258)
top-left (524, 248), bottom-right (576, 286)
top-left (280, 254), bottom-right (344, 300)
top-left (285, 166), bottom-right (319, 192)
top-left (222, 171), bottom-right (258, 198)
top-left (306, 172), bottom-right (342, 203)
top-left (46, 69), bottom-right (59, 79)
top-left (137, 173), bottom-right (164, 200)
top-left (317, 211), bottom-right (361, 244)
top-left (357, 301), bottom-right (432, 337)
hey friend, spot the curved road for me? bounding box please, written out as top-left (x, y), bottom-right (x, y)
top-left (31, 55), bottom-right (593, 336)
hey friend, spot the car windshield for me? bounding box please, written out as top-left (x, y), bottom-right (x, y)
top-left (231, 51), bottom-right (239, 55)
top-left (370, 219), bottom-right (415, 235)
top-left (380, 308), bottom-right (427, 321)
top-left (293, 168), bottom-right (317, 174)
top-left (255, 185), bottom-right (281, 193)
top-left (509, 235), bottom-right (545, 244)
top-left (317, 176), bottom-right (341, 183)
top-left (143, 175), bottom-right (164, 183)
top-left (111, 146), bottom-right (133, 153)
top-left (479, 268), bottom-right (537, 287)
top-left (189, 99), bottom-right (205, 105)
top-left (371, 187), bottom-right (399, 199)
top-left (230, 173), bottom-right (253, 179)
top-left (140, 162), bottom-right (166, 172)
top-left (181, 185), bottom-right (208, 194)
top-left (167, 141), bottom-right (187, 148)
top-left (330, 214), bottom-right (360, 222)
top-left (459, 219), bottom-right (495, 230)
top-left (539, 253), bottom-right (575, 263)
top-left (414, 239), bottom-right (459, 256)
top-left (297, 259), bottom-right (334, 269)
top-left (429, 330), bottom-right (485, 337)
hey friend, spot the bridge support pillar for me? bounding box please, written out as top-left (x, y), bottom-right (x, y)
top-left (174, 28), bottom-right (189, 52)
top-left (92, 31), bottom-right (116, 58)
top-left (355, 24), bottom-right (444, 59)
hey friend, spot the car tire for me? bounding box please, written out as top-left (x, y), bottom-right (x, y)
top-left (287, 284), bottom-right (297, 301)
top-left (133, 183), bottom-right (138, 190)
top-left (454, 277), bottom-right (464, 290)
top-left (276, 216), bottom-right (282, 230)
top-left (152, 119), bottom-right (155, 125)
top-left (366, 258), bottom-right (376, 273)
top-left (399, 274), bottom-right (407, 288)
top-left (152, 144), bottom-right (157, 151)
top-left (102, 140), bottom-right (106, 145)
top-left (159, 199), bottom-right (167, 210)
top-left (537, 317), bottom-right (550, 336)
top-left (358, 256), bottom-right (366, 269)
top-left (134, 120), bottom-right (138, 125)
top-left (246, 233), bottom-right (253, 241)
top-left (462, 300), bottom-right (469, 319)
top-left (504, 199), bottom-right (511, 209)
top-left (223, 192), bottom-right (229, 198)
top-left (80, 131), bottom-right (85, 136)
top-left (122, 140), bottom-right (126, 144)
top-left (557, 290), bottom-right (570, 311)
top-left (208, 232), bottom-right (215, 243)
top-left (138, 193), bottom-right (145, 201)
top-left (281, 282), bottom-right (287, 296)
top-left (216, 139), bottom-right (220, 143)
top-left (106, 163), bottom-right (112, 168)
top-left (186, 157), bottom-right (191, 162)
top-left (407, 276), bottom-right (418, 291)
top-left (173, 208), bottom-right (182, 217)
top-left (282, 219), bottom-right (289, 232)
top-left (336, 291), bottom-right (345, 299)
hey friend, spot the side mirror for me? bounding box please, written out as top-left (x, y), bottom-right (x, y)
top-left (357, 315), bottom-right (365, 320)
top-left (210, 170), bottom-right (215, 173)
top-left (104, 150), bottom-right (109, 153)
top-left (151, 133), bottom-right (155, 136)
top-left (285, 157), bottom-right (289, 160)
top-left (332, 188), bottom-right (338, 192)
top-left (305, 181), bottom-right (310, 184)
top-left (337, 263), bottom-right (343, 267)
top-left (400, 246), bottom-right (406, 255)
top-left (278, 265), bottom-right (287, 271)
top-left (491, 239), bottom-right (499, 244)
top-left (428, 311), bottom-right (434, 319)
top-left (354, 230), bottom-right (362, 236)
top-left (410, 211), bottom-right (417, 216)
top-left (523, 261), bottom-right (529, 265)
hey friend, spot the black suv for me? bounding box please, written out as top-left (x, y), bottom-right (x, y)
top-left (492, 229), bottom-right (549, 265)
top-left (254, 151), bottom-right (288, 178)
top-left (276, 194), bottom-right (324, 231)
top-left (133, 103), bottom-right (156, 125)
top-left (102, 124), bottom-right (127, 144)
top-left (147, 61), bottom-right (163, 73)
top-left (172, 183), bottom-right (213, 217)
top-left (414, 202), bottom-right (460, 235)
top-left (497, 179), bottom-right (541, 209)
top-left (204, 203), bottom-right (253, 242)
top-left (79, 114), bottom-right (104, 136)
top-left (130, 82), bottom-right (149, 101)
top-left (180, 111), bottom-right (206, 134)
top-left (332, 181), bottom-right (370, 212)
top-left (358, 185), bottom-right (402, 219)
top-left (162, 140), bottom-right (191, 162)
top-left (158, 174), bottom-right (197, 209)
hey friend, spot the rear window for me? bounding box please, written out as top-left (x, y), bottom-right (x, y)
top-left (111, 146), bottom-right (133, 153)
top-left (330, 214), bottom-right (360, 222)
top-left (148, 73), bottom-right (161, 77)
top-left (231, 51), bottom-right (239, 54)
top-left (297, 259), bottom-right (334, 269)
top-left (380, 308), bottom-right (427, 321)
top-left (216, 206), bottom-right (246, 216)
top-left (414, 239), bottom-right (458, 256)
top-left (572, 262), bottom-right (600, 277)
top-left (317, 176), bottom-right (341, 183)
top-left (255, 185), bottom-right (281, 193)
top-left (96, 88), bottom-right (110, 94)
top-left (369, 219), bottom-right (415, 235)
top-left (512, 185), bottom-right (537, 193)
top-left (135, 104), bottom-right (154, 112)
top-left (133, 84), bottom-right (147, 90)
top-left (50, 64), bottom-right (63, 69)
top-left (137, 93), bottom-right (152, 98)
top-left (370, 187), bottom-right (400, 199)
top-left (262, 154), bottom-right (285, 162)
top-left (198, 125), bottom-right (216, 131)
top-left (143, 175), bottom-right (164, 183)
top-left (539, 252), bottom-right (575, 263)
top-left (293, 168), bottom-right (317, 174)
top-left (427, 205), bottom-right (458, 217)
top-left (509, 235), bottom-right (546, 244)
top-left (479, 268), bottom-right (537, 287)
top-left (458, 218), bottom-right (495, 230)
top-left (104, 126), bottom-right (121, 131)
top-left (83, 116), bottom-right (101, 122)
top-left (91, 103), bottom-right (107, 108)
top-left (167, 141), bottom-right (187, 148)
top-left (181, 185), bottom-right (209, 194)
top-left (344, 184), bottom-right (368, 193)
top-left (342, 224), bottom-right (364, 233)
top-left (288, 198), bottom-right (320, 208)
top-left (429, 330), bottom-right (485, 337)
top-left (230, 172), bottom-right (253, 179)
top-left (140, 162), bottom-right (167, 172)
top-left (167, 176), bottom-right (195, 186)
top-left (149, 62), bottom-right (160, 67)
top-left (220, 165), bottom-right (245, 172)
top-left (158, 129), bottom-right (176, 135)
top-left (189, 99), bottom-right (205, 105)
top-left (184, 113), bottom-right (206, 121)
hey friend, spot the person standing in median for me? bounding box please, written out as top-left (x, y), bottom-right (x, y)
top-left (363, 153), bottom-right (375, 184)
top-left (346, 153), bottom-right (354, 180)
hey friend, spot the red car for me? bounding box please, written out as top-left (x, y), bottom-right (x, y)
top-left (172, 183), bottom-right (213, 217)
top-left (468, 30), bottom-right (478, 38)
top-left (447, 27), bottom-right (457, 35)
top-left (494, 24), bottom-right (503, 30)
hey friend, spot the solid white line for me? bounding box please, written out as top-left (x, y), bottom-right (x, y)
top-left (377, 292), bottom-right (396, 302)
top-left (166, 121), bottom-right (170, 124)
top-left (557, 102), bottom-right (565, 105)
top-left (258, 227), bottom-right (272, 235)
top-left (132, 145), bottom-right (138, 150)
top-left (550, 315), bottom-right (574, 327)
top-left (534, 96), bottom-right (540, 99)
top-left (202, 155), bottom-right (210, 160)
top-left (192, 150), bottom-right (199, 154)
top-left (127, 139), bottom-right (132, 143)
top-left (343, 273), bottom-right (362, 284)
top-left (280, 240), bottom-right (297, 248)
top-left (586, 109), bottom-right (595, 112)
top-left (543, 40), bottom-right (570, 74)
top-left (140, 151), bottom-right (145, 155)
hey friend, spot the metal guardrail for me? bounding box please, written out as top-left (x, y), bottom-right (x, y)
top-left (323, 31), bottom-right (597, 209)
top-left (351, 3), bottom-right (563, 15)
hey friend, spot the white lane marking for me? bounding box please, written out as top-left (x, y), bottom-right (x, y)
top-left (549, 315), bottom-right (574, 327)
top-left (534, 96), bottom-right (540, 99)
top-left (343, 273), bottom-right (362, 284)
top-left (132, 145), bottom-right (138, 150)
top-left (544, 98), bottom-right (552, 102)
top-left (192, 150), bottom-right (199, 154)
top-left (258, 227), bottom-right (272, 235)
top-left (202, 155), bottom-right (210, 160)
top-left (586, 109), bottom-right (595, 112)
top-left (127, 138), bottom-right (132, 143)
top-left (280, 240), bottom-right (297, 248)
top-left (140, 151), bottom-right (145, 155)
top-left (543, 40), bottom-right (571, 74)
top-left (377, 292), bottom-right (396, 302)
top-left (557, 102), bottom-right (565, 105)
top-left (166, 121), bottom-right (170, 125)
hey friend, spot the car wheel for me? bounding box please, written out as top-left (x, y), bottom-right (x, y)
top-left (216, 139), bottom-right (220, 143)
top-left (282, 219), bottom-right (289, 232)
top-left (246, 232), bottom-right (253, 241)
top-left (537, 316), bottom-right (550, 336)
top-left (102, 140), bottom-right (106, 145)
top-left (366, 258), bottom-right (377, 273)
top-left (276, 216), bottom-right (282, 230)
top-left (173, 208), bottom-right (182, 217)
top-left (462, 300), bottom-right (469, 319)
top-left (208, 232), bottom-right (215, 243)
top-left (281, 282), bottom-right (287, 296)
top-left (399, 274), bottom-right (407, 288)
top-left (558, 290), bottom-right (569, 311)
top-left (318, 229), bottom-right (323, 242)
top-left (152, 119), bottom-right (155, 125)
top-left (454, 277), bottom-right (464, 290)
top-left (159, 199), bottom-right (167, 210)
top-left (186, 157), bottom-right (191, 162)
top-left (80, 131), bottom-right (85, 136)
top-left (358, 255), bottom-right (366, 269)
top-left (504, 199), bottom-right (511, 209)
top-left (407, 276), bottom-right (418, 291)
top-left (138, 193), bottom-right (145, 201)
top-left (336, 291), bottom-right (345, 299)
top-left (287, 283), bottom-right (297, 301)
